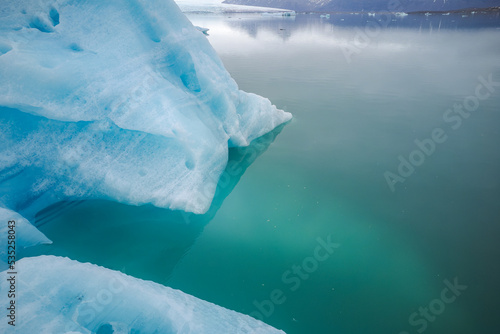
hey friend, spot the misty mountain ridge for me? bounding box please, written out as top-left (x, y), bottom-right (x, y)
top-left (222, 0), bottom-right (500, 12)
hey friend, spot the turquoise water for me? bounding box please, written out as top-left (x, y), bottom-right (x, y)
top-left (28, 13), bottom-right (500, 334)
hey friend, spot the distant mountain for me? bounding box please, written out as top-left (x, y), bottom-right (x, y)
top-left (222, 0), bottom-right (500, 12)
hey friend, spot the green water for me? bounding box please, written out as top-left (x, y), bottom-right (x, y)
top-left (29, 14), bottom-right (500, 334)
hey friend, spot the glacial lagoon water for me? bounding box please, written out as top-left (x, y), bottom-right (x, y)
top-left (27, 12), bottom-right (500, 334)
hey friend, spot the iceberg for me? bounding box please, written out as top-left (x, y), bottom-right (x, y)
top-left (262, 11), bottom-right (297, 17)
top-left (195, 26), bottom-right (210, 35)
top-left (175, 0), bottom-right (295, 14)
top-left (0, 1), bottom-right (290, 332)
top-left (0, 208), bottom-right (51, 270)
top-left (0, 255), bottom-right (285, 333)
top-left (0, 0), bottom-right (291, 218)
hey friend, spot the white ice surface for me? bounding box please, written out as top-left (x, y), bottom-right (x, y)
top-left (0, 255), bottom-right (285, 333)
top-left (0, 208), bottom-right (51, 270)
top-left (0, 0), bottom-right (291, 217)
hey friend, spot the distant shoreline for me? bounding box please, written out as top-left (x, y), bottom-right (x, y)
top-left (204, 4), bottom-right (500, 16)
top-left (406, 6), bottom-right (500, 15)
top-left (294, 6), bottom-right (500, 15)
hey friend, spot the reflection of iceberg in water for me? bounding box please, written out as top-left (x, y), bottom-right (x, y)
top-left (25, 124), bottom-right (287, 285)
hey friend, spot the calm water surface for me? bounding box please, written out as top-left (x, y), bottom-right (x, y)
top-left (30, 13), bottom-right (500, 334)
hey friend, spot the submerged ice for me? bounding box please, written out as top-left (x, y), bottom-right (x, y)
top-left (0, 256), bottom-right (285, 333)
top-left (0, 1), bottom-right (289, 332)
top-left (0, 0), bottom-right (291, 217)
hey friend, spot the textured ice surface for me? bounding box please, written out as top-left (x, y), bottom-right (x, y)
top-left (0, 0), bottom-right (291, 217)
top-left (0, 255), bottom-right (285, 333)
top-left (0, 208), bottom-right (51, 270)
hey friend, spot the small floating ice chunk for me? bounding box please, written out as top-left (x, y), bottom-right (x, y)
top-left (262, 11), bottom-right (296, 17)
top-left (195, 25), bottom-right (210, 35)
